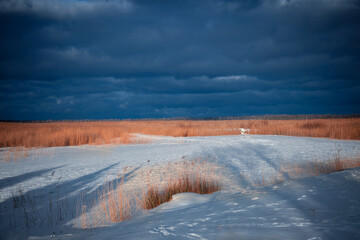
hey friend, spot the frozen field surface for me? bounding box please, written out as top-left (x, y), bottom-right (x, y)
top-left (77, 168), bottom-right (360, 240)
top-left (0, 135), bottom-right (359, 239)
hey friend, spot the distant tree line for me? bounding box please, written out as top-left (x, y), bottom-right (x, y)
top-left (1, 114), bottom-right (360, 123)
top-left (192, 114), bottom-right (360, 121)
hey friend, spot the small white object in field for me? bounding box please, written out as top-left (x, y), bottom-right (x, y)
top-left (239, 128), bottom-right (250, 135)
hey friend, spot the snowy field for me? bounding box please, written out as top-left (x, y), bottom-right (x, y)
top-left (0, 134), bottom-right (360, 239)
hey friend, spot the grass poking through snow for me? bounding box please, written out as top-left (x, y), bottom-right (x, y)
top-left (142, 164), bottom-right (221, 210)
top-left (77, 172), bottom-right (135, 228)
top-left (259, 156), bottom-right (360, 187)
top-left (78, 155), bottom-right (359, 228)
top-left (77, 158), bottom-right (221, 227)
top-left (282, 156), bottom-right (360, 178)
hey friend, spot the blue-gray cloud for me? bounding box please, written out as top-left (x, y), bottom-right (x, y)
top-left (0, 0), bottom-right (359, 119)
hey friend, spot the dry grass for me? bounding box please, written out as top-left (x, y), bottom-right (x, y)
top-left (3, 186), bottom-right (73, 236)
top-left (1, 118), bottom-right (359, 148)
top-left (0, 122), bottom-right (132, 148)
top-left (3, 147), bottom-right (29, 162)
top-left (248, 119), bottom-right (360, 139)
top-left (259, 156), bottom-right (360, 187)
top-left (2, 147), bottom-right (54, 162)
top-left (77, 174), bottom-right (135, 228)
top-left (77, 159), bottom-right (221, 227)
top-left (142, 160), bottom-right (221, 210)
top-left (281, 157), bottom-right (360, 179)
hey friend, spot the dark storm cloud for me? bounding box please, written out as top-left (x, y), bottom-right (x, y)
top-left (0, 0), bottom-right (359, 120)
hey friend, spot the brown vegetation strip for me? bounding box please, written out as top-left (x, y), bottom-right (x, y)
top-left (1, 118), bottom-right (360, 148)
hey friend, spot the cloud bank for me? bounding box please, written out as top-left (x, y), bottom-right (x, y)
top-left (0, 0), bottom-right (359, 119)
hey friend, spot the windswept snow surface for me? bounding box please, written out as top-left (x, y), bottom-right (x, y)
top-left (0, 135), bottom-right (359, 239)
top-left (74, 169), bottom-right (360, 240)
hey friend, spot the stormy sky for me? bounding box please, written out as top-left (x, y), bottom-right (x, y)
top-left (0, 0), bottom-right (359, 120)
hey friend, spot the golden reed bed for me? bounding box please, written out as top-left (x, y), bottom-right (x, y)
top-left (1, 118), bottom-right (360, 148)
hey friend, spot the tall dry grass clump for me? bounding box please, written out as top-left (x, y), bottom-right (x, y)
top-left (77, 175), bottom-right (135, 228)
top-left (142, 159), bottom-right (221, 210)
top-left (77, 158), bottom-right (221, 228)
top-left (1, 118), bottom-right (359, 148)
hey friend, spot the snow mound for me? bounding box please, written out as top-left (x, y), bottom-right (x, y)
top-left (156, 192), bottom-right (213, 212)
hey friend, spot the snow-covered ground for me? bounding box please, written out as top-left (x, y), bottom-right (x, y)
top-left (0, 135), bottom-right (359, 239)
